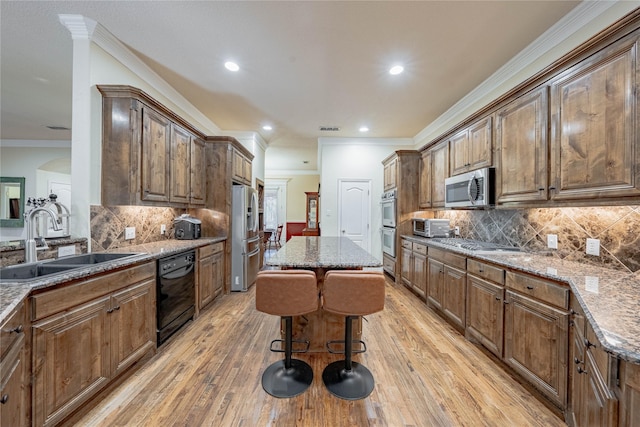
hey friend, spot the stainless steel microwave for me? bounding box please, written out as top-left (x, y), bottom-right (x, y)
top-left (444, 167), bottom-right (495, 208)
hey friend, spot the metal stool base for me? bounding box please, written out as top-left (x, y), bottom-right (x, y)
top-left (322, 360), bottom-right (375, 400)
top-left (261, 359), bottom-right (313, 398)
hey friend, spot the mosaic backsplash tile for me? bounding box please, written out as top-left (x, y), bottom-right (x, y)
top-left (436, 206), bottom-right (640, 273)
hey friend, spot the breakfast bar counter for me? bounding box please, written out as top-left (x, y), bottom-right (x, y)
top-left (266, 236), bottom-right (382, 351)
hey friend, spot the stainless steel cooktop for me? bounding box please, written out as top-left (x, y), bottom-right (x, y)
top-left (429, 238), bottom-right (523, 255)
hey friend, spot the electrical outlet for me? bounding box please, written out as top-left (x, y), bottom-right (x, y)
top-left (125, 227), bottom-right (136, 240)
top-left (454, 226), bottom-right (460, 236)
top-left (160, 224), bottom-right (166, 235)
top-left (586, 238), bottom-right (600, 256)
top-left (57, 245), bottom-right (76, 258)
top-left (547, 234), bottom-right (558, 249)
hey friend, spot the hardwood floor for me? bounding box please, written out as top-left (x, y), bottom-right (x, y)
top-left (72, 275), bottom-right (566, 427)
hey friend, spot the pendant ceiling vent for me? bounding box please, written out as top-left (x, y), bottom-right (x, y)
top-left (319, 126), bottom-right (340, 132)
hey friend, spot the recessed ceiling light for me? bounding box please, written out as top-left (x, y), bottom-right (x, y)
top-left (389, 65), bottom-right (404, 75)
top-left (359, 126), bottom-right (369, 132)
top-left (262, 125), bottom-right (272, 131)
top-left (224, 61), bottom-right (239, 72)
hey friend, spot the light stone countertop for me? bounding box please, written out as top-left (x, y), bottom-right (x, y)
top-left (402, 234), bottom-right (640, 364)
top-left (266, 236), bottom-right (382, 269)
top-left (0, 237), bottom-right (225, 323)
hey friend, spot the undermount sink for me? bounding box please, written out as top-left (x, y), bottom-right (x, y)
top-left (0, 263), bottom-right (82, 282)
top-left (47, 252), bottom-right (141, 265)
top-left (1, 252), bottom-right (142, 282)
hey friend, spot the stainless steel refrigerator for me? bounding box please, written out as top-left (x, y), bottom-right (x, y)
top-left (231, 185), bottom-right (261, 291)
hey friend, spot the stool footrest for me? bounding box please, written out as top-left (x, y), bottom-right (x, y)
top-left (326, 339), bottom-right (367, 355)
top-left (270, 338), bottom-right (310, 353)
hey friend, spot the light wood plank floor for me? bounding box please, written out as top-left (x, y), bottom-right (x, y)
top-left (73, 276), bottom-right (567, 427)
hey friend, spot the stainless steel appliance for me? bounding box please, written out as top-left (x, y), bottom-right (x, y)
top-left (157, 250), bottom-right (196, 345)
top-left (412, 218), bottom-right (450, 238)
top-left (381, 226), bottom-right (396, 257)
top-left (381, 189), bottom-right (397, 227)
top-left (431, 238), bottom-right (522, 255)
top-left (174, 214), bottom-right (201, 240)
top-left (231, 185), bottom-right (261, 291)
top-left (445, 167), bottom-right (495, 208)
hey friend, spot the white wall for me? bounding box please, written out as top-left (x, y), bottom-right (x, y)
top-left (318, 138), bottom-right (414, 258)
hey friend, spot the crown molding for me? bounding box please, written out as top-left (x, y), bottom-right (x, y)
top-left (0, 139), bottom-right (71, 148)
top-left (266, 169), bottom-right (319, 177)
top-left (414, 0), bottom-right (622, 145)
top-left (318, 137), bottom-right (414, 147)
top-left (224, 131), bottom-right (268, 151)
top-left (58, 14), bottom-right (97, 40)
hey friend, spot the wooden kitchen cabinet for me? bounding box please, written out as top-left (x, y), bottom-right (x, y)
top-left (383, 156), bottom-right (398, 191)
top-left (99, 85), bottom-right (207, 208)
top-left (232, 147), bottom-right (252, 185)
top-left (198, 242), bottom-right (225, 310)
top-left (465, 259), bottom-right (505, 358)
top-left (0, 302), bottom-right (28, 427)
top-left (449, 116), bottom-right (493, 176)
top-left (31, 262), bottom-right (156, 427)
top-left (619, 360), bottom-right (640, 427)
top-left (549, 30), bottom-right (640, 201)
top-left (418, 150), bottom-right (432, 209)
top-left (427, 247), bottom-right (466, 330)
top-left (504, 271), bottom-right (569, 409)
top-left (430, 141), bottom-right (449, 208)
top-left (400, 239), bottom-right (427, 300)
top-left (495, 86), bottom-right (549, 204)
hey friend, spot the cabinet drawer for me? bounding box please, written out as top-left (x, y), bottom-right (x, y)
top-left (506, 271), bottom-right (569, 309)
top-left (199, 242), bottom-right (223, 258)
top-left (0, 302), bottom-right (25, 360)
top-left (414, 243), bottom-right (428, 256)
top-left (467, 259), bottom-right (504, 285)
top-left (429, 247), bottom-right (466, 270)
top-left (401, 239), bottom-right (413, 250)
top-left (383, 255), bottom-right (395, 274)
top-left (31, 261), bottom-right (156, 321)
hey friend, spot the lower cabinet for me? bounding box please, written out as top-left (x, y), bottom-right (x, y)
top-left (198, 242), bottom-right (225, 310)
top-left (427, 247), bottom-right (466, 330)
top-left (0, 303), bottom-right (28, 427)
top-left (400, 239), bottom-right (427, 299)
top-left (619, 361), bottom-right (640, 427)
top-left (30, 262), bottom-right (156, 427)
top-left (466, 269), bottom-right (505, 358)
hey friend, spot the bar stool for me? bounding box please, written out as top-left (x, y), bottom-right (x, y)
top-left (321, 270), bottom-right (385, 400)
top-left (255, 270), bottom-right (318, 398)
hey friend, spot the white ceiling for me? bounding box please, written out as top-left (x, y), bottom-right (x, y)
top-left (1, 1), bottom-right (582, 171)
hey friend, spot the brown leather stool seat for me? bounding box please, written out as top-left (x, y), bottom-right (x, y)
top-left (255, 270), bottom-right (318, 398)
top-left (321, 270), bottom-right (385, 400)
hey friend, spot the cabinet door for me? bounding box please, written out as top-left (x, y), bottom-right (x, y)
top-left (468, 116), bottom-right (492, 171)
top-left (0, 334), bottom-right (26, 427)
top-left (400, 246), bottom-right (413, 288)
top-left (199, 253), bottom-right (215, 309)
top-left (111, 279), bottom-right (156, 377)
top-left (141, 107), bottom-right (171, 203)
top-left (232, 149), bottom-right (250, 184)
top-left (550, 33), bottom-right (640, 200)
top-left (190, 137), bottom-right (206, 205)
top-left (418, 151), bottom-right (432, 208)
top-left (243, 156), bottom-right (252, 183)
top-left (466, 275), bottom-right (504, 358)
top-left (212, 250), bottom-right (224, 299)
top-left (170, 124), bottom-right (191, 203)
top-left (449, 129), bottom-right (470, 176)
top-left (620, 361), bottom-right (640, 427)
top-left (383, 157), bottom-right (398, 190)
top-left (495, 87), bottom-right (549, 203)
top-left (427, 258), bottom-right (444, 310)
top-left (413, 252), bottom-right (427, 299)
top-left (430, 142), bottom-right (449, 207)
top-left (32, 296), bottom-right (111, 427)
top-left (504, 290), bottom-right (568, 408)
top-left (443, 265), bottom-right (466, 329)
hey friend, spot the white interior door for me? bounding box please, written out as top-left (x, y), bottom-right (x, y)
top-left (338, 179), bottom-right (371, 251)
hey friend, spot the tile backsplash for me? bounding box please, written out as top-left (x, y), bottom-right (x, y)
top-left (436, 206), bottom-right (640, 273)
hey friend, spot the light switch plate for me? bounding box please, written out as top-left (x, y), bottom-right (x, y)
top-left (57, 245), bottom-right (76, 257)
top-left (125, 227), bottom-right (136, 240)
top-left (586, 238), bottom-right (600, 256)
top-left (160, 224), bottom-right (166, 235)
top-left (547, 234), bottom-right (558, 249)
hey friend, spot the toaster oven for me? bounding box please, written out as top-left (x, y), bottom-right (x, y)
top-left (412, 218), bottom-right (450, 238)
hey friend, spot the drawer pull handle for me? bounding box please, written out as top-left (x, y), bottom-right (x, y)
top-left (9, 325), bottom-right (23, 334)
top-left (526, 286), bottom-right (534, 290)
top-left (107, 308), bottom-right (114, 314)
top-left (495, 297), bottom-right (501, 301)
top-left (577, 367), bottom-right (587, 375)
top-left (574, 357), bottom-right (582, 365)
top-left (584, 339), bottom-right (594, 348)
top-left (0, 394), bottom-right (8, 404)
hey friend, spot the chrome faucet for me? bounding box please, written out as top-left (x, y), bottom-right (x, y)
top-left (25, 207), bottom-right (61, 263)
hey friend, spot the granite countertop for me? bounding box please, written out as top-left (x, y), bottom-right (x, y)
top-left (401, 234), bottom-right (640, 364)
top-left (266, 236), bottom-right (382, 269)
top-left (0, 237), bottom-right (226, 323)
top-left (0, 237), bottom-right (88, 252)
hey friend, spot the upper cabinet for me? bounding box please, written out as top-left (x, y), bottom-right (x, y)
top-left (231, 147), bottom-right (252, 186)
top-left (383, 156), bottom-right (398, 191)
top-left (99, 85), bottom-right (207, 208)
top-left (449, 116), bottom-right (493, 176)
top-left (495, 87), bottom-right (549, 204)
top-left (549, 30), bottom-right (640, 201)
top-left (418, 151), bottom-right (431, 209)
top-left (430, 141), bottom-right (450, 208)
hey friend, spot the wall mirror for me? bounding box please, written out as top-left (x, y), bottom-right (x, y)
top-left (0, 177), bottom-right (26, 227)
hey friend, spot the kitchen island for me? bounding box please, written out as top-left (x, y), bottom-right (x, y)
top-left (266, 236), bottom-right (382, 352)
